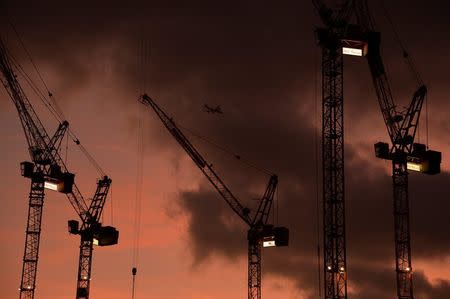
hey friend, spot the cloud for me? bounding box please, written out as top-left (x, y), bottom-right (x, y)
top-left (2, 1), bottom-right (450, 298)
top-left (173, 113), bottom-right (450, 296)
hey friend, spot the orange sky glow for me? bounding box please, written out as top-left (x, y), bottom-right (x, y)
top-left (1, 1), bottom-right (450, 299)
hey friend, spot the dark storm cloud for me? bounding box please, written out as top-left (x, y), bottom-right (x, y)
top-left (2, 0), bottom-right (316, 101)
top-left (414, 273), bottom-right (450, 299)
top-left (350, 266), bottom-right (450, 299)
top-left (177, 140), bottom-right (450, 298)
top-left (2, 0), bottom-right (450, 298)
top-left (179, 189), bottom-right (247, 264)
top-left (168, 106), bottom-right (450, 295)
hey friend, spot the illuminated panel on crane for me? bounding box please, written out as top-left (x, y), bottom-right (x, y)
top-left (262, 226), bottom-right (289, 248)
top-left (44, 181), bottom-right (58, 191)
top-left (406, 161), bottom-right (422, 172)
top-left (343, 47), bottom-right (363, 56)
top-left (263, 240), bottom-right (276, 247)
top-left (341, 39), bottom-right (368, 56)
top-left (20, 161), bottom-right (75, 193)
top-left (374, 142), bottom-right (442, 174)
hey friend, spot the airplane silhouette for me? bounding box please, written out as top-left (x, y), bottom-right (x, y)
top-left (203, 104), bottom-right (223, 114)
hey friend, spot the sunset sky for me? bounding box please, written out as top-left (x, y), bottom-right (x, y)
top-left (1, 1), bottom-right (450, 299)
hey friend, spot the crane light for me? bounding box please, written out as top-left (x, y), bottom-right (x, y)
top-left (45, 173), bottom-right (74, 193)
top-left (262, 226), bottom-right (289, 248)
top-left (407, 147), bottom-right (441, 175)
top-left (263, 239), bottom-right (276, 248)
top-left (406, 162), bottom-right (422, 172)
top-left (44, 181), bottom-right (58, 191)
top-left (342, 47), bottom-right (363, 56)
top-left (341, 39), bottom-right (368, 56)
top-left (43, 179), bottom-right (68, 192)
top-left (20, 161), bottom-right (75, 193)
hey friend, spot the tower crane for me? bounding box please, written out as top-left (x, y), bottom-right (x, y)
top-left (312, 1), bottom-right (355, 298)
top-left (139, 94), bottom-right (289, 299)
top-left (314, 1), bottom-right (441, 298)
top-left (348, 2), bottom-right (441, 298)
top-left (0, 38), bottom-right (118, 299)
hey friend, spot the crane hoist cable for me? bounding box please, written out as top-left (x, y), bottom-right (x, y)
top-left (380, 0), bottom-right (423, 85)
top-left (131, 31), bottom-right (149, 299)
top-left (7, 17), bottom-right (67, 122)
top-left (177, 120), bottom-right (279, 223)
top-left (131, 267), bottom-right (137, 299)
top-left (425, 93), bottom-right (429, 148)
top-left (110, 182), bottom-right (114, 225)
top-left (380, 0), bottom-right (429, 148)
top-left (177, 122), bottom-right (273, 176)
top-left (8, 53), bottom-right (62, 123)
top-left (313, 29), bottom-right (322, 298)
top-left (6, 19), bottom-right (107, 177)
top-left (132, 103), bottom-right (144, 268)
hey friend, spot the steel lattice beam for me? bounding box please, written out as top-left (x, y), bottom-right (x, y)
top-left (140, 94), bottom-right (286, 299)
top-left (19, 173), bottom-right (45, 299)
top-left (322, 37), bottom-right (347, 299)
top-left (76, 239), bottom-right (94, 299)
top-left (392, 161), bottom-right (413, 299)
top-left (248, 232), bottom-right (262, 299)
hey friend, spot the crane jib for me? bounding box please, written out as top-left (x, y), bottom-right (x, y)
top-left (1, 37), bottom-right (117, 299)
top-left (139, 95), bottom-right (285, 226)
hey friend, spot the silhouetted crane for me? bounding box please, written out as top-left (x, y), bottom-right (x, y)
top-left (350, 2), bottom-right (441, 298)
top-left (315, 1), bottom-right (442, 298)
top-left (139, 94), bottom-right (288, 299)
top-left (313, 1), bottom-right (355, 298)
top-left (0, 38), bottom-right (118, 299)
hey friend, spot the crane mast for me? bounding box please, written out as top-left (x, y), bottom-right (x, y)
top-left (313, 1), bottom-right (355, 298)
top-left (71, 175), bottom-right (116, 299)
top-left (139, 94), bottom-right (288, 299)
top-left (346, 2), bottom-right (441, 298)
top-left (0, 38), bottom-right (118, 299)
top-left (364, 27), bottom-right (422, 299)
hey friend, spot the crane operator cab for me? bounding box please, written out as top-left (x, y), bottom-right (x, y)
top-left (374, 142), bottom-right (441, 175)
top-left (68, 220), bottom-right (119, 246)
top-left (262, 225), bottom-right (289, 248)
top-left (93, 226), bottom-right (119, 246)
top-left (21, 161), bottom-right (75, 193)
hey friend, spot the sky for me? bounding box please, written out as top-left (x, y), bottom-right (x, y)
top-left (1, 1), bottom-right (450, 299)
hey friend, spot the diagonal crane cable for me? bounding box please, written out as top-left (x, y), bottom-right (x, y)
top-left (6, 19), bottom-right (106, 177)
top-left (380, 0), bottom-right (423, 86)
top-left (177, 123), bottom-right (273, 177)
